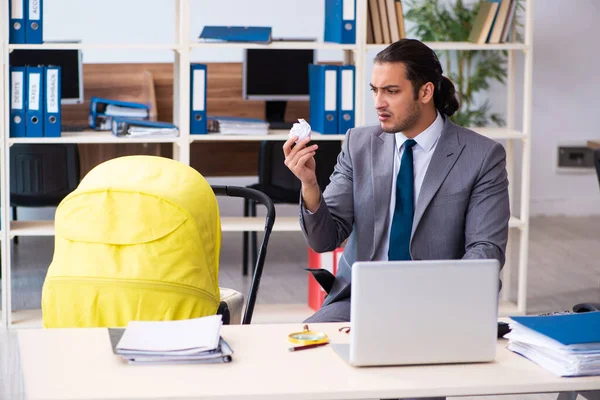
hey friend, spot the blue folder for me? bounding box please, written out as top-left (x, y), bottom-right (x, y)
top-left (199, 26), bottom-right (272, 44)
top-left (309, 64), bottom-right (339, 135)
top-left (111, 118), bottom-right (178, 137)
top-left (511, 312), bottom-right (600, 347)
top-left (324, 0), bottom-right (356, 44)
top-left (190, 64), bottom-right (207, 134)
top-left (9, 0), bottom-right (26, 44)
top-left (337, 65), bottom-right (355, 134)
top-left (44, 66), bottom-right (61, 137)
top-left (10, 66), bottom-right (27, 138)
top-left (89, 97), bottom-right (149, 130)
top-left (26, 0), bottom-right (43, 44)
top-left (25, 65), bottom-right (44, 137)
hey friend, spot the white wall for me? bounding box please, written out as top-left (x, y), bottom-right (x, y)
top-left (525, 0), bottom-right (600, 216)
top-left (33, 0), bottom-right (600, 218)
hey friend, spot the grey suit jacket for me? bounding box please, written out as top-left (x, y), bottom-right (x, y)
top-left (300, 117), bottom-right (510, 306)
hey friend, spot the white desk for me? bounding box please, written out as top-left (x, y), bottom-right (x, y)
top-left (8, 323), bottom-right (600, 400)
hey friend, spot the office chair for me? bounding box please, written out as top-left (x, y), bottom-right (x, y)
top-left (10, 144), bottom-right (80, 244)
top-left (594, 148), bottom-right (600, 189)
top-left (242, 140), bottom-right (340, 275)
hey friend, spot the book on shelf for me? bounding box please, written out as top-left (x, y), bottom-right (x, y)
top-left (468, 1), bottom-right (499, 44)
top-left (488, 0), bottom-right (512, 43)
top-left (468, 0), bottom-right (520, 45)
top-left (368, 0), bottom-right (383, 44)
top-left (395, 0), bottom-right (406, 39)
top-left (367, 0), bottom-right (405, 45)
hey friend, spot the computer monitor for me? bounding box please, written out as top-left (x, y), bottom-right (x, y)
top-left (9, 47), bottom-right (84, 105)
top-left (243, 48), bottom-right (315, 129)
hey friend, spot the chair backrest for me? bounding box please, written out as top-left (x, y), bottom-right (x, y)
top-left (595, 149), bottom-right (600, 189)
top-left (314, 141), bottom-right (342, 191)
top-left (10, 144), bottom-right (80, 207)
top-left (258, 140), bottom-right (302, 192)
top-left (258, 140), bottom-right (341, 193)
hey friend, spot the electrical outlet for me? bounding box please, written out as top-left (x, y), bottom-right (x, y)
top-left (557, 146), bottom-right (594, 169)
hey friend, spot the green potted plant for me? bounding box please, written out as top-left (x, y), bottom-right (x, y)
top-left (404, 0), bottom-right (520, 127)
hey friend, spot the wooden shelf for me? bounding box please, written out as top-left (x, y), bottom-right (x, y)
top-left (10, 216), bottom-right (523, 237)
top-left (220, 217), bottom-right (301, 232)
top-left (191, 130), bottom-right (345, 142)
top-left (367, 41), bottom-right (530, 52)
top-left (190, 128), bottom-right (522, 142)
top-left (10, 221), bottom-right (55, 236)
top-left (192, 41), bottom-right (357, 51)
top-left (11, 217), bottom-right (303, 236)
top-left (8, 130), bottom-right (181, 144)
top-left (8, 43), bottom-right (180, 51)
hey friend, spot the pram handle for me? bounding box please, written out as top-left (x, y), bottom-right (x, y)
top-left (211, 185), bottom-right (276, 324)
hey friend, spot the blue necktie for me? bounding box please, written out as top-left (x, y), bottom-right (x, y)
top-left (388, 139), bottom-right (417, 261)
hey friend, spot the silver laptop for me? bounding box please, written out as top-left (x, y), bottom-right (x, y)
top-left (332, 259), bottom-right (500, 367)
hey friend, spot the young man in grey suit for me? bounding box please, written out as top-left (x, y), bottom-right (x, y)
top-left (283, 38), bottom-right (510, 324)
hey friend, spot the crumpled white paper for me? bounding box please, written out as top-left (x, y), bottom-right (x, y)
top-left (289, 118), bottom-right (312, 143)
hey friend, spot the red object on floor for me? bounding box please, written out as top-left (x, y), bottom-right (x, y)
top-left (307, 247), bottom-right (343, 311)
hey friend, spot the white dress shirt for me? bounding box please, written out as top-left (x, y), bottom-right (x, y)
top-left (376, 111), bottom-right (444, 261)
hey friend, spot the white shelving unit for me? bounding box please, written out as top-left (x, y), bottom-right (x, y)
top-left (0, 0), bottom-right (534, 327)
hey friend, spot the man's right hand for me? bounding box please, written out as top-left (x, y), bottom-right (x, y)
top-left (283, 136), bottom-right (319, 186)
top-left (283, 136), bottom-right (321, 213)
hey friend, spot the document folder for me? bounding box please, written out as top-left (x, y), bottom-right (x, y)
top-left (199, 26), bottom-right (272, 44)
top-left (324, 0), bottom-right (356, 44)
top-left (108, 315), bottom-right (233, 364)
top-left (111, 118), bottom-right (179, 138)
top-left (10, 66), bottom-right (27, 137)
top-left (190, 64), bottom-right (207, 134)
top-left (44, 66), bottom-right (61, 137)
top-left (338, 65), bottom-right (355, 134)
top-left (510, 312), bottom-right (600, 349)
top-left (309, 64), bottom-right (339, 134)
top-left (26, 65), bottom-right (44, 137)
top-left (89, 97), bottom-right (149, 130)
top-left (26, 0), bottom-right (43, 44)
top-left (109, 329), bottom-right (233, 364)
top-left (9, 0), bottom-right (26, 44)
top-left (507, 312), bottom-right (600, 376)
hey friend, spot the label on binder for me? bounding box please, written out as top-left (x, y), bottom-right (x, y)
top-left (29, 73), bottom-right (41, 111)
top-left (29, 0), bottom-right (40, 20)
top-left (47, 69), bottom-right (59, 113)
top-left (193, 69), bottom-right (205, 111)
top-left (11, 71), bottom-right (24, 109)
top-left (343, 0), bottom-right (355, 20)
top-left (341, 69), bottom-right (354, 110)
top-left (11, 0), bottom-right (23, 18)
top-left (325, 70), bottom-right (337, 111)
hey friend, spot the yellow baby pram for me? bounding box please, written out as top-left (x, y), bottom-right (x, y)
top-left (41, 155), bottom-right (274, 327)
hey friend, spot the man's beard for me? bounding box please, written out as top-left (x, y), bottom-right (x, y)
top-left (381, 101), bottom-right (421, 134)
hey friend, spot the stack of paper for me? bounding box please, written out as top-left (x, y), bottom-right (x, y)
top-left (112, 315), bottom-right (233, 364)
top-left (506, 312), bottom-right (600, 376)
top-left (208, 116), bottom-right (269, 135)
top-left (111, 119), bottom-right (180, 138)
top-left (105, 104), bottom-right (149, 119)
